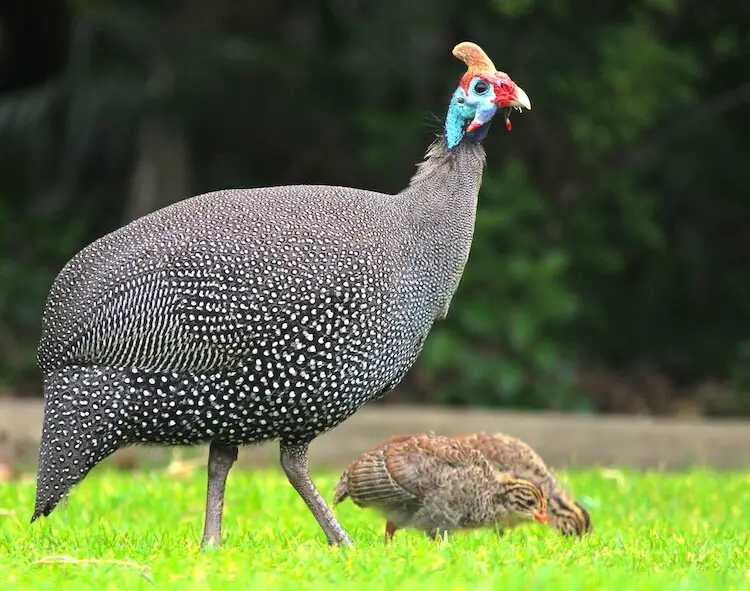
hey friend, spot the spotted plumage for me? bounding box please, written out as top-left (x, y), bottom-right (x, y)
top-left (32, 41), bottom-right (531, 547)
top-left (455, 432), bottom-right (592, 537)
top-left (333, 433), bottom-right (547, 542)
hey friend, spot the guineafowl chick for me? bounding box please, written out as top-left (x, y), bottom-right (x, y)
top-left (455, 432), bottom-right (592, 537)
top-left (333, 433), bottom-right (547, 543)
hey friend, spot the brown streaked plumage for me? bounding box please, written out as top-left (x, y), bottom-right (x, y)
top-left (333, 433), bottom-right (547, 543)
top-left (455, 432), bottom-right (592, 537)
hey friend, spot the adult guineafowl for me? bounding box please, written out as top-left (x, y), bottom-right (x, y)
top-left (31, 41), bottom-right (531, 547)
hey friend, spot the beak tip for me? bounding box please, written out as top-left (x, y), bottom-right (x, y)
top-left (516, 87), bottom-right (532, 111)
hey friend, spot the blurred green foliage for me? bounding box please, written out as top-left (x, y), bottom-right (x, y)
top-left (1, 0), bottom-right (749, 414)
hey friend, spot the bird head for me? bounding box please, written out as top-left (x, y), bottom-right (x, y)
top-left (445, 42), bottom-right (532, 149)
top-left (493, 472), bottom-right (548, 525)
top-left (549, 493), bottom-right (593, 536)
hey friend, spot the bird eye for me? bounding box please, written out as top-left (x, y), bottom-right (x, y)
top-left (473, 80), bottom-right (490, 95)
top-left (522, 497), bottom-right (537, 508)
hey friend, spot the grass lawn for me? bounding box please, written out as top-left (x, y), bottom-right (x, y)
top-left (0, 463), bottom-right (748, 590)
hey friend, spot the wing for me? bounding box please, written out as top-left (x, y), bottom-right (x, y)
top-left (382, 433), bottom-right (494, 497)
top-left (38, 185), bottom-right (401, 374)
top-left (343, 449), bottom-right (417, 509)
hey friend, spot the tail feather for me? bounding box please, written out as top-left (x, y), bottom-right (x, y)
top-left (31, 367), bottom-right (125, 522)
top-left (332, 471), bottom-right (350, 506)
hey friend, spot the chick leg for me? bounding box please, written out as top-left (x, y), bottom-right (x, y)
top-left (428, 528), bottom-right (449, 543)
top-left (384, 521), bottom-right (398, 544)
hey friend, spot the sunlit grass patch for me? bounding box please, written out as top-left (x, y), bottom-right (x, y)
top-left (1, 467), bottom-right (748, 590)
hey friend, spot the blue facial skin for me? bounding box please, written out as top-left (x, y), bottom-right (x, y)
top-left (444, 76), bottom-right (499, 149)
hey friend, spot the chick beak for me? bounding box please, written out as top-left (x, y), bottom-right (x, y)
top-left (533, 508), bottom-right (548, 524)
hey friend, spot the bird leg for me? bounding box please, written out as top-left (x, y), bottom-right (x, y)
top-left (428, 529), bottom-right (449, 543)
top-left (384, 520), bottom-right (398, 544)
top-left (200, 442), bottom-right (238, 549)
top-left (280, 440), bottom-right (354, 546)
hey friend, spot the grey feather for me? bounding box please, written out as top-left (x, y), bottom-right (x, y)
top-left (33, 137), bottom-right (487, 520)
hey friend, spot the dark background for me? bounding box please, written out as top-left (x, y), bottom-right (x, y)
top-left (1, 0), bottom-right (749, 416)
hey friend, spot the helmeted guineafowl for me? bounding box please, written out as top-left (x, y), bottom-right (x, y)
top-left (31, 41), bottom-right (531, 547)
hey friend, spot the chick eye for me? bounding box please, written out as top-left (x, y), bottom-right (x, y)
top-left (473, 80), bottom-right (490, 95)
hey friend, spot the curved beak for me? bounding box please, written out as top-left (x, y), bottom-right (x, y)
top-left (512, 85), bottom-right (532, 111)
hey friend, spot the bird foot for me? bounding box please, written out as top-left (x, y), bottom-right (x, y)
top-left (328, 534), bottom-right (355, 548)
top-left (199, 535), bottom-right (223, 551)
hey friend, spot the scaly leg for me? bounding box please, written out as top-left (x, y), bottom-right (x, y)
top-left (200, 442), bottom-right (238, 549)
top-left (280, 440), bottom-right (353, 546)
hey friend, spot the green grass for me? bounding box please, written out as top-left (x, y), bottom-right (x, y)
top-left (0, 465), bottom-right (748, 590)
